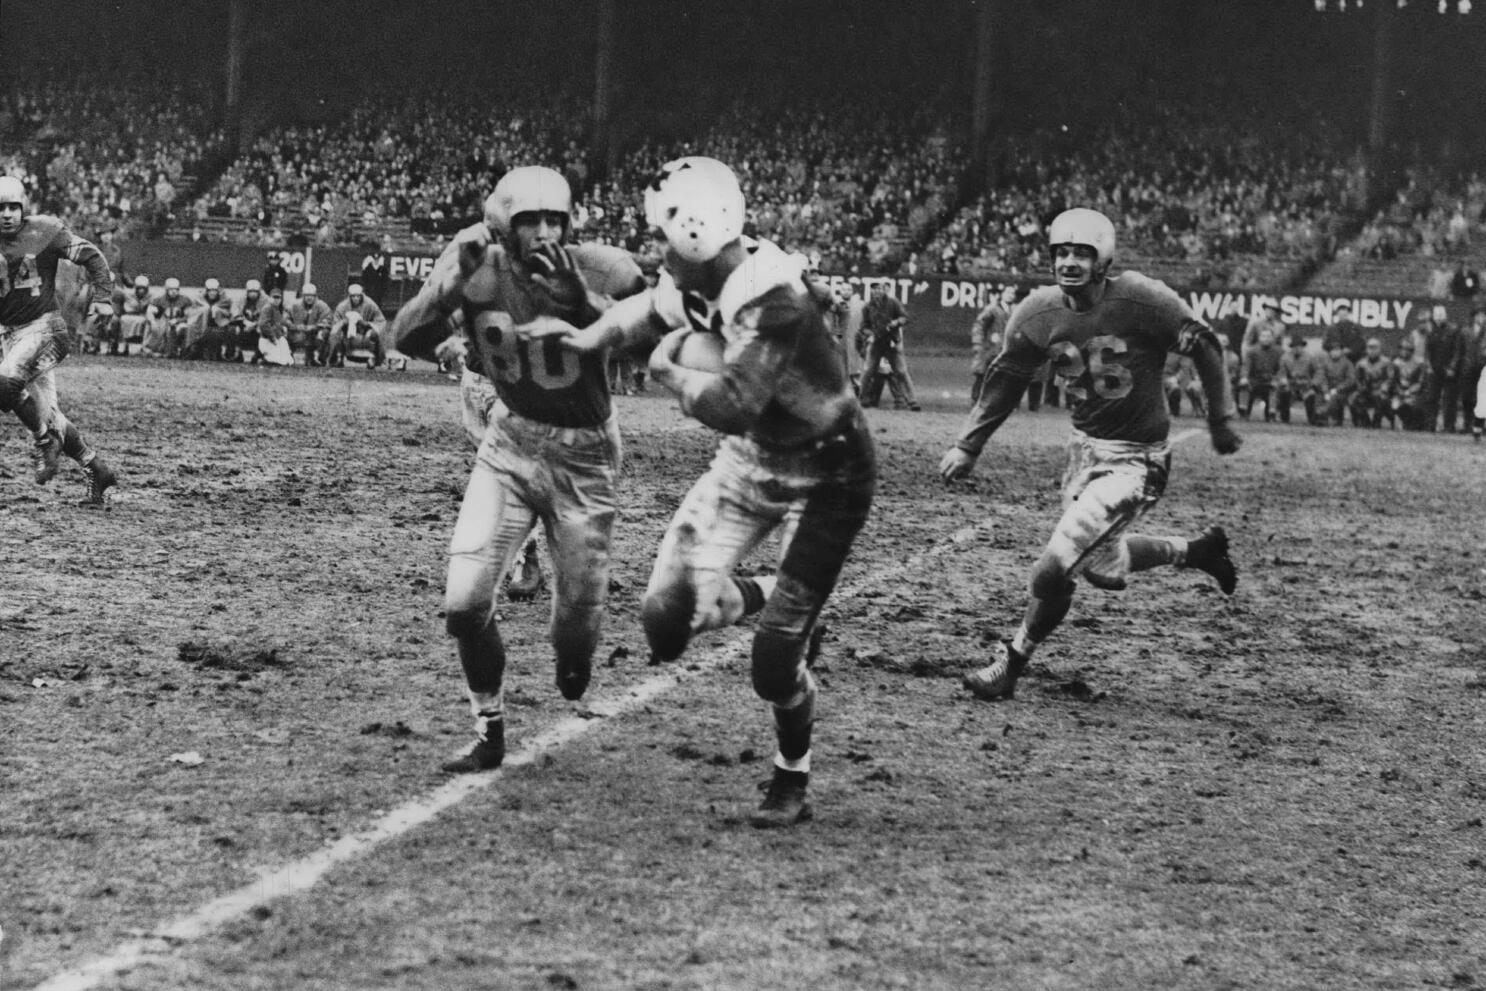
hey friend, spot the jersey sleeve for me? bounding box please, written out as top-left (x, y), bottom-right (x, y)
top-left (987, 303), bottom-right (1047, 379)
top-left (54, 225), bottom-right (114, 305)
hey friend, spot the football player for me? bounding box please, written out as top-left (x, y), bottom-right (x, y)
top-left (939, 208), bottom-right (1241, 701)
top-left (0, 175), bottom-right (118, 504)
top-left (521, 157), bottom-right (876, 828)
top-left (390, 166), bottom-right (645, 774)
top-left (435, 312), bottom-right (545, 601)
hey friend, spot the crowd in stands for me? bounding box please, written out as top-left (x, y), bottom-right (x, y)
top-left (183, 87), bottom-right (591, 249)
top-left (921, 91), bottom-right (1362, 287)
top-left (1, 73), bottom-right (228, 241)
top-left (6, 70), bottom-right (1486, 301)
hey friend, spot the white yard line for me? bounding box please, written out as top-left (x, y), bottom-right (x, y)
top-left (31, 518), bottom-right (983, 991)
top-left (33, 428), bottom-right (1205, 991)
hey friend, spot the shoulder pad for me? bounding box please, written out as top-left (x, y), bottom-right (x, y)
top-left (718, 239), bottom-right (805, 325)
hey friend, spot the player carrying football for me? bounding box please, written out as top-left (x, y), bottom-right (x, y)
top-left (523, 157), bottom-right (876, 828)
top-left (0, 175), bottom-right (118, 504)
top-left (389, 166), bottom-right (645, 774)
top-left (939, 208), bottom-right (1241, 701)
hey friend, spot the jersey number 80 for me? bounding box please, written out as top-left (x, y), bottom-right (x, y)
top-left (471, 309), bottom-right (582, 389)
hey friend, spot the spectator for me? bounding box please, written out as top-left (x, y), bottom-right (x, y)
top-left (1391, 338), bottom-right (1430, 431)
top-left (287, 282), bottom-right (333, 366)
top-left (183, 277), bottom-right (232, 361)
top-left (1243, 299), bottom-right (1285, 359)
top-left (1316, 341), bottom-right (1357, 427)
top-left (1450, 260), bottom-right (1481, 302)
top-left (1321, 301), bottom-right (1366, 364)
top-left (256, 288), bottom-right (294, 366)
top-left (1163, 352), bottom-right (1205, 418)
top-left (1422, 304), bottom-right (1464, 432)
top-left (1239, 327), bottom-right (1282, 421)
top-left (1350, 338), bottom-right (1394, 429)
top-left (155, 276), bottom-right (194, 358)
top-left (858, 282), bottom-right (920, 411)
top-left (109, 273), bottom-right (156, 357)
top-left (969, 284), bottom-right (1016, 406)
top-left (327, 283), bottom-right (387, 368)
top-left (262, 251), bottom-right (290, 295)
top-left (231, 279), bottom-right (267, 363)
top-left (1276, 336), bottom-right (1321, 426)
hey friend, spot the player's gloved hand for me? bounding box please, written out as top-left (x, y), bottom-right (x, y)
top-left (938, 447), bottom-right (978, 482)
top-left (1209, 417), bottom-right (1242, 455)
top-left (453, 222), bottom-right (494, 278)
top-left (526, 243), bottom-right (598, 325)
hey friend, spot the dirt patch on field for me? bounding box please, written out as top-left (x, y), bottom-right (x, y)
top-left (3, 358), bottom-right (1484, 990)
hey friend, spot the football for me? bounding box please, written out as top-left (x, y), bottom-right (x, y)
top-left (675, 330), bottom-right (726, 373)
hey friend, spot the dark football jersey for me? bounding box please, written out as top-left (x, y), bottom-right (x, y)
top-left (0, 215), bottom-right (112, 326)
top-left (650, 239), bottom-right (858, 448)
top-left (993, 273), bottom-right (1200, 443)
top-left (451, 242), bottom-right (644, 428)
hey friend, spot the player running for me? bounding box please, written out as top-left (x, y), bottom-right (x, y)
top-left (0, 176), bottom-right (118, 504)
top-left (389, 166), bottom-right (645, 774)
top-left (939, 208), bottom-right (1241, 701)
top-left (435, 315), bottom-right (546, 601)
top-left (523, 157), bottom-right (876, 828)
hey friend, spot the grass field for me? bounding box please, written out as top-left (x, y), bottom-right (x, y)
top-left (3, 356), bottom-right (1485, 991)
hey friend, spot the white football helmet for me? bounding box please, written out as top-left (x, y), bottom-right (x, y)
top-left (1048, 208), bottom-right (1116, 271)
top-left (0, 175), bottom-right (28, 211)
top-left (164, 277), bottom-right (181, 290)
top-left (0, 175), bottom-right (27, 234)
top-left (644, 157), bottom-right (745, 264)
top-left (484, 166), bottom-right (572, 238)
top-left (135, 274), bottom-right (152, 289)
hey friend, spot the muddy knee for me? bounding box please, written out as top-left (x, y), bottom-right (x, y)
top-left (445, 601), bottom-right (494, 640)
top-left (751, 628), bottom-right (809, 706)
top-left (1029, 555), bottom-right (1075, 599)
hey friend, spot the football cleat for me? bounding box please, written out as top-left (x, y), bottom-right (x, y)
top-left (555, 654), bottom-right (591, 702)
top-left (962, 641), bottom-right (1029, 701)
top-left (81, 456), bottom-right (117, 505)
top-left (750, 768), bottom-right (812, 828)
top-left (506, 540), bottom-right (545, 601)
top-left (441, 718), bottom-right (505, 774)
top-left (1182, 525), bottom-right (1238, 595)
top-left (32, 432), bottom-right (62, 484)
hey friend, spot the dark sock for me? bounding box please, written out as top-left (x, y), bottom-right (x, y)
top-left (734, 577), bottom-right (766, 615)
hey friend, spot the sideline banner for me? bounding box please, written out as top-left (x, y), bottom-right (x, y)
top-left (812, 274), bottom-right (1466, 352)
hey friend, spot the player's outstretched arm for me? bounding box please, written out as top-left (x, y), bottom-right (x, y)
top-left (1182, 325), bottom-right (1242, 455)
top-left (516, 290), bottom-right (662, 355)
top-left (940, 366), bottom-right (1028, 481)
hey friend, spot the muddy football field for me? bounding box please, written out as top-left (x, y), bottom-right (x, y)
top-left (2, 357), bottom-right (1484, 991)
